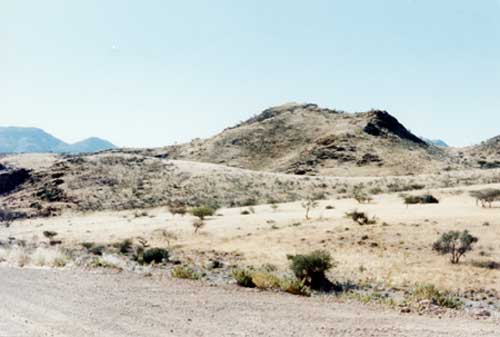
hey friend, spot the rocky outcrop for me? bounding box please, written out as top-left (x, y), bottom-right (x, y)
top-left (364, 110), bottom-right (427, 146)
top-left (0, 169), bottom-right (31, 195)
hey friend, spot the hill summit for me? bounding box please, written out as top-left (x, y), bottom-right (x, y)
top-left (156, 103), bottom-right (456, 176)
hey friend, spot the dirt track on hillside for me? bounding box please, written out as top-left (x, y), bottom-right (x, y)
top-left (0, 268), bottom-right (497, 337)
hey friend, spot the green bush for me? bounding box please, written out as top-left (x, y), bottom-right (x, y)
top-left (432, 230), bottom-right (478, 264)
top-left (232, 269), bottom-right (255, 288)
top-left (143, 247), bottom-right (169, 264)
top-left (190, 206), bottom-right (217, 220)
top-left (287, 250), bottom-right (334, 290)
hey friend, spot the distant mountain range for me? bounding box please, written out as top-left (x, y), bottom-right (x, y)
top-left (422, 138), bottom-right (449, 147)
top-left (0, 127), bottom-right (116, 154)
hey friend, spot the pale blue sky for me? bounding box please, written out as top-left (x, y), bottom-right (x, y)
top-left (2, 0), bottom-right (499, 147)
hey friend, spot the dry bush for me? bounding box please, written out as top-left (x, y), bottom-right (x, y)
top-left (345, 210), bottom-right (376, 225)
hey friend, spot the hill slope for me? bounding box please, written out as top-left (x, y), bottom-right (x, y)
top-left (153, 103), bottom-right (458, 176)
top-left (465, 135), bottom-right (500, 169)
top-left (0, 127), bottom-right (116, 154)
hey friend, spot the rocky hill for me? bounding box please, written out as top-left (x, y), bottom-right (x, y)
top-left (151, 103), bottom-right (459, 176)
top-left (465, 135), bottom-right (500, 169)
top-left (0, 127), bottom-right (116, 154)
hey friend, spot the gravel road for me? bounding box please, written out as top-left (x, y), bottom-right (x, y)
top-left (0, 267), bottom-right (497, 337)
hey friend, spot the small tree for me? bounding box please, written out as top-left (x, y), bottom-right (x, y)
top-left (470, 189), bottom-right (500, 208)
top-left (432, 230), bottom-right (478, 264)
top-left (192, 218), bottom-right (205, 234)
top-left (190, 206), bottom-right (217, 234)
top-left (301, 198), bottom-right (319, 220)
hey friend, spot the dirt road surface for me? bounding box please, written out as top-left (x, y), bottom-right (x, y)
top-left (0, 267), bottom-right (497, 337)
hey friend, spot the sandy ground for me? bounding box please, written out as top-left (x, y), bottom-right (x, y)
top-left (0, 267), bottom-right (498, 337)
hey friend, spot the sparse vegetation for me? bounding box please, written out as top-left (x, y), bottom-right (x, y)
top-left (432, 230), bottom-right (478, 264)
top-left (232, 269), bottom-right (255, 288)
top-left (409, 284), bottom-right (463, 310)
top-left (171, 265), bottom-right (201, 280)
top-left (251, 272), bottom-right (281, 290)
top-left (353, 185), bottom-right (373, 204)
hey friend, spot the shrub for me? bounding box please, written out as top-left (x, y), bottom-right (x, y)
top-left (270, 203), bottom-right (279, 212)
top-left (251, 272), bottom-right (281, 290)
top-left (287, 250), bottom-right (334, 290)
top-left (471, 260), bottom-right (500, 270)
top-left (169, 205), bottom-right (187, 216)
top-left (143, 247), bottom-right (169, 264)
top-left (241, 210), bottom-right (251, 215)
top-left (404, 194), bottom-right (439, 205)
top-left (82, 242), bottom-right (106, 256)
top-left (279, 277), bottom-right (311, 297)
top-left (232, 269), bottom-right (255, 288)
top-left (43, 231), bottom-right (58, 239)
top-left (410, 284), bottom-right (462, 309)
top-left (345, 210), bottom-right (376, 225)
top-left (190, 206), bottom-right (217, 220)
top-left (432, 230), bottom-right (478, 264)
top-left (113, 239), bottom-right (133, 254)
top-left (171, 265), bottom-right (201, 280)
top-left (240, 198), bottom-right (257, 207)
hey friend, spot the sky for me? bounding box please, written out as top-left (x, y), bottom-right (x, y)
top-left (2, 0), bottom-right (499, 148)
